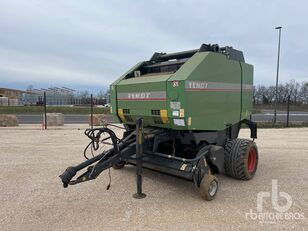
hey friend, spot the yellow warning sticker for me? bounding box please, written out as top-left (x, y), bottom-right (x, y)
top-left (179, 109), bottom-right (185, 118)
top-left (118, 109), bottom-right (125, 122)
top-left (188, 117), bottom-right (192, 126)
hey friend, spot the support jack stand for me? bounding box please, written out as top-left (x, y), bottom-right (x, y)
top-left (133, 118), bottom-right (146, 199)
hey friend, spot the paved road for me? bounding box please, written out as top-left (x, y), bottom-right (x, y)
top-left (16, 113), bottom-right (308, 124)
top-left (252, 112), bottom-right (308, 123)
top-left (16, 114), bottom-right (92, 124)
top-left (16, 114), bottom-right (115, 124)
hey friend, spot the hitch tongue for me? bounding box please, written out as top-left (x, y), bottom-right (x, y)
top-left (59, 167), bottom-right (77, 188)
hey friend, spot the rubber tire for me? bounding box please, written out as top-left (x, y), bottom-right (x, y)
top-left (112, 162), bottom-right (126, 169)
top-left (199, 174), bottom-right (218, 201)
top-left (224, 139), bottom-right (258, 180)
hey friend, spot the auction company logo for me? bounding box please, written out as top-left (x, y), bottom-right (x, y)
top-left (245, 179), bottom-right (305, 223)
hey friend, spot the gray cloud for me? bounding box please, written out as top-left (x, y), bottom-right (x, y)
top-left (0, 0), bottom-right (307, 92)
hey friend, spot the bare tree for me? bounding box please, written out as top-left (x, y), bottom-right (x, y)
top-left (253, 80), bottom-right (306, 105)
top-left (299, 81), bottom-right (308, 104)
top-left (288, 79), bottom-right (300, 103)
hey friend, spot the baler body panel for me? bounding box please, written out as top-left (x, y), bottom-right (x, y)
top-left (113, 74), bottom-right (171, 128)
top-left (110, 45), bottom-right (253, 131)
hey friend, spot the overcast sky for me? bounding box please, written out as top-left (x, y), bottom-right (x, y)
top-left (0, 0), bottom-right (307, 93)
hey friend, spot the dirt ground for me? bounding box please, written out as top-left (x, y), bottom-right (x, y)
top-left (0, 125), bottom-right (307, 231)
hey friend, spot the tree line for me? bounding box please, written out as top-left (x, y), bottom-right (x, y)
top-left (253, 80), bottom-right (308, 105)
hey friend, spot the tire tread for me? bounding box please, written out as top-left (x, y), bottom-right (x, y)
top-left (224, 138), bottom-right (256, 180)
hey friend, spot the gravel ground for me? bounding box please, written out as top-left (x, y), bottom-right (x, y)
top-left (0, 125), bottom-right (307, 231)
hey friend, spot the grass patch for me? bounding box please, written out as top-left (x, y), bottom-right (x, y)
top-left (0, 106), bottom-right (110, 114)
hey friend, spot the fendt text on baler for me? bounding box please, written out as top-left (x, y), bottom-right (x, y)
top-left (60, 43), bottom-right (258, 200)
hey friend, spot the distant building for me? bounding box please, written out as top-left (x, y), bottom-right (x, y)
top-left (0, 88), bottom-right (31, 106)
top-left (1, 86), bottom-right (99, 106)
top-left (28, 87), bottom-right (77, 105)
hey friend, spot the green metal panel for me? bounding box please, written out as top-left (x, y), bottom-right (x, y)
top-left (110, 61), bottom-right (145, 123)
top-left (174, 52), bottom-right (241, 130)
top-left (241, 62), bottom-right (254, 119)
top-left (112, 74), bottom-right (172, 128)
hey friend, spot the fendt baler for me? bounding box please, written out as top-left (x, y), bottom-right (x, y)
top-left (60, 44), bottom-right (258, 200)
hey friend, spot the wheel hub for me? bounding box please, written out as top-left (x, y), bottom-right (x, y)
top-left (208, 180), bottom-right (218, 197)
top-left (247, 147), bottom-right (257, 173)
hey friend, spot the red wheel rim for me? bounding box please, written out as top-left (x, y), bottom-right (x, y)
top-left (247, 147), bottom-right (257, 173)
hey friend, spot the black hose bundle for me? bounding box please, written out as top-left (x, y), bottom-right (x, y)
top-left (83, 127), bottom-right (120, 160)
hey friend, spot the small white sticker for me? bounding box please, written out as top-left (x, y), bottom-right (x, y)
top-left (170, 101), bottom-right (181, 110)
top-left (174, 119), bottom-right (185, 126)
top-left (172, 111), bottom-right (179, 117)
top-left (172, 81), bottom-right (179, 87)
top-left (180, 164), bottom-right (187, 171)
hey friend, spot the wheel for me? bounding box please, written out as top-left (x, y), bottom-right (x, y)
top-left (199, 174), bottom-right (218, 201)
top-left (224, 139), bottom-right (258, 180)
top-left (112, 161), bottom-right (126, 169)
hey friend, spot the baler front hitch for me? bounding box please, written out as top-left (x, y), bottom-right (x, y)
top-left (59, 127), bottom-right (136, 187)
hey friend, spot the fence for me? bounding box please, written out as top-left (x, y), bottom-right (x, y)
top-left (252, 95), bottom-right (308, 127)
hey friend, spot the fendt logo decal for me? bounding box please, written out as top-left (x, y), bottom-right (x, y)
top-left (128, 92), bottom-right (151, 99)
top-left (185, 81), bottom-right (253, 92)
top-left (187, 81), bottom-right (208, 89)
top-left (117, 91), bottom-right (167, 101)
